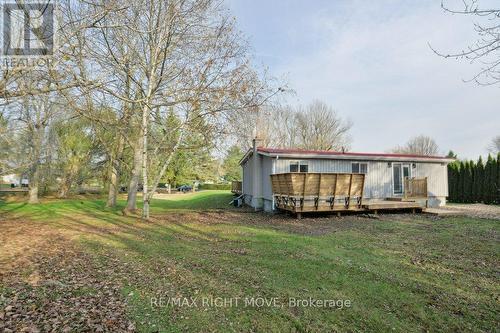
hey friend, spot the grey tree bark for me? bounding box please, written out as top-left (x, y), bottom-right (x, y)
top-left (28, 167), bottom-right (40, 204)
top-left (141, 103), bottom-right (150, 220)
top-left (124, 137), bottom-right (142, 214)
top-left (106, 134), bottom-right (124, 207)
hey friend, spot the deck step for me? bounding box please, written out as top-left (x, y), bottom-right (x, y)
top-left (363, 202), bottom-right (423, 210)
top-left (385, 197), bottom-right (403, 201)
top-left (423, 208), bottom-right (462, 216)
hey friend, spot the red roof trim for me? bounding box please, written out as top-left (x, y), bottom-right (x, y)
top-left (256, 147), bottom-right (449, 160)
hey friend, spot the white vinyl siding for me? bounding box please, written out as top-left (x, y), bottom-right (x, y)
top-left (272, 158), bottom-right (448, 199)
top-left (242, 156), bottom-right (253, 205)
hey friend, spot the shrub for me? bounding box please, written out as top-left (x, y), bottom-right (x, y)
top-left (198, 183), bottom-right (231, 190)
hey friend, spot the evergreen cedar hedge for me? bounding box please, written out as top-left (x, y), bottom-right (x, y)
top-left (198, 183), bottom-right (231, 190)
top-left (448, 153), bottom-right (499, 204)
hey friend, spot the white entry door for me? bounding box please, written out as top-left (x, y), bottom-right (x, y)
top-left (393, 163), bottom-right (411, 195)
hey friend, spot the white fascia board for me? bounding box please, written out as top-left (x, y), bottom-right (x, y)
top-left (238, 148), bottom-right (254, 166)
top-left (257, 152), bottom-right (453, 164)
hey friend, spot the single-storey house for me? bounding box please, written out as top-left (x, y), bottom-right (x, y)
top-left (239, 139), bottom-right (453, 212)
top-left (1, 173), bottom-right (29, 187)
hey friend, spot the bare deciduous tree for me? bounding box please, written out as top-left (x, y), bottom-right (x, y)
top-left (232, 100), bottom-right (352, 152)
top-left (432, 0), bottom-right (500, 85)
top-left (391, 135), bottom-right (440, 156)
top-left (53, 119), bottom-right (97, 198)
top-left (488, 135), bottom-right (500, 153)
top-left (0, 0), bottom-right (278, 212)
top-left (16, 93), bottom-right (60, 203)
top-left (295, 100), bottom-right (352, 151)
top-left (63, 0), bottom-right (275, 219)
top-left (0, 113), bottom-right (12, 172)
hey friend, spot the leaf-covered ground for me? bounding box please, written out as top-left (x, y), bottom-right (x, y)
top-left (0, 191), bottom-right (499, 332)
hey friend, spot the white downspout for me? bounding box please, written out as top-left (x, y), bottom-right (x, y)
top-left (272, 155), bottom-right (279, 211)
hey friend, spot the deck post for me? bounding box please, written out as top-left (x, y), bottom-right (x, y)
top-left (337, 212), bottom-right (341, 217)
top-left (297, 212), bottom-right (302, 219)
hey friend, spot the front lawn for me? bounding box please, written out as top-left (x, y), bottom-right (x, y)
top-left (0, 191), bottom-right (498, 332)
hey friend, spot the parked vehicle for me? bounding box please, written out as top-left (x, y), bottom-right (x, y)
top-left (177, 185), bottom-right (192, 192)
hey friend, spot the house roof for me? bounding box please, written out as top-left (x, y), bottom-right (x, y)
top-left (240, 147), bottom-right (454, 165)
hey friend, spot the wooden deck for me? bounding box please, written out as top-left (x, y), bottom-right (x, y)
top-left (363, 200), bottom-right (423, 210)
top-left (274, 202), bottom-right (367, 213)
top-left (270, 172), bottom-right (426, 218)
top-left (362, 200), bottom-right (423, 213)
top-left (231, 181), bottom-right (242, 195)
top-left (275, 199), bottom-right (423, 216)
top-left (422, 208), bottom-right (462, 217)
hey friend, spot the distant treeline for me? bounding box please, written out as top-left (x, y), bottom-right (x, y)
top-left (448, 154), bottom-right (499, 204)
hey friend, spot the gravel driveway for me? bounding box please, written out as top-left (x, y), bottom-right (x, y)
top-left (438, 203), bottom-right (500, 220)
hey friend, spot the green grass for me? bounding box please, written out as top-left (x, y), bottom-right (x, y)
top-left (151, 190), bottom-right (234, 211)
top-left (1, 191), bottom-right (499, 332)
top-left (0, 190), bottom-right (233, 220)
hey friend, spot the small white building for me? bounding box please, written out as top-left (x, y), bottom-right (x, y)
top-left (239, 139), bottom-right (453, 212)
top-left (1, 174), bottom-right (28, 187)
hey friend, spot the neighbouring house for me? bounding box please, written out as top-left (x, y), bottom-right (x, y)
top-left (1, 174), bottom-right (29, 187)
top-left (239, 139), bottom-right (453, 212)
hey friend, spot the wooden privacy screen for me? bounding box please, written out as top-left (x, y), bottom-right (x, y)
top-left (270, 173), bottom-right (365, 212)
top-left (404, 177), bottom-right (427, 199)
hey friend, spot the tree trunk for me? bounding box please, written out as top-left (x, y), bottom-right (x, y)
top-left (58, 178), bottom-right (71, 198)
top-left (145, 126), bottom-right (185, 208)
top-left (124, 137), bottom-right (142, 214)
top-left (28, 168), bottom-right (39, 204)
top-left (106, 135), bottom-right (124, 207)
top-left (107, 164), bottom-right (119, 207)
top-left (28, 127), bottom-right (42, 204)
top-left (58, 161), bottom-right (80, 199)
top-left (141, 104), bottom-right (150, 220)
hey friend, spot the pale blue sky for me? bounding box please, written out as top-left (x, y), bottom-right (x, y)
top-left (226, 0), bottom-right (499, 159)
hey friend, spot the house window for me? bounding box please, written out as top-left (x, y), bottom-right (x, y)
top-left (352, 162), bottom-right (368, 174)
top-left (289, 161), bottom-right (309, 173)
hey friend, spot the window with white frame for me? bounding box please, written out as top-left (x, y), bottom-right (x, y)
top-left (289, 161), bottom-right (308, 173)
top-left (351, 162), bottom-right (368, 174)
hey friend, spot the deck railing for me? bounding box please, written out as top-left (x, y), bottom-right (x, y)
top-left (231, 181), bottom-right (242, 194)
top-left (404, 177), bottom-right (427, 199)
top-left (270, 172), bottom-right (365, 212)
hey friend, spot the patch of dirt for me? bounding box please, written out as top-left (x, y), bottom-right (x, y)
top-left (0, 219), bottom-right (135, 333)
top-left (154, 210), bottom-right (388, 236)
